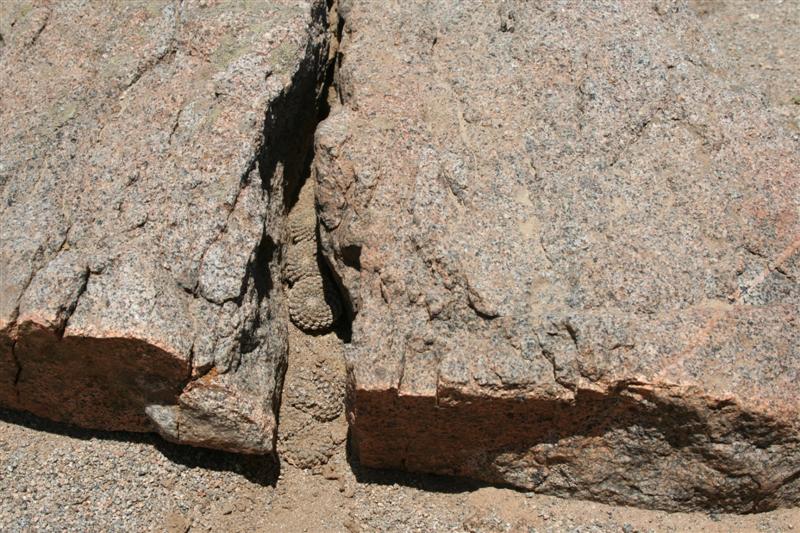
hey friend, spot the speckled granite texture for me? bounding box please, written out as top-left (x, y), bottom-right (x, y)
top-left (0, 0), bottom-right (330, 453)
top-left (315, 0), bottom-right (800, 512)
top-left (1, 0), bottom-right (798, 514)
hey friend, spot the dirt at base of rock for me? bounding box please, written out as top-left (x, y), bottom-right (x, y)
top-left (1, 410), bottom-right (799, 533)
top-left (0, 0), bottom-right (798, 527)
top-left (278, 326), bottom-right (348, 471)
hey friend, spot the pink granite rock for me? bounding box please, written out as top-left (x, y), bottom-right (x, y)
top-left (0, 0), bottom-right (331, 453)
top-left (315, 0), bottom-right (800, 511)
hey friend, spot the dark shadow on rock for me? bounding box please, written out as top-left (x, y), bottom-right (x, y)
top-left (347, 458), bottom-right (490, 495)
top-left (0, 408), bottom-right (280, 487)
top-left (258, 0), bottom-right (329, 209)
top-left (343, 387), bottom-right (800, 513)
top-left (344, 425), bottom-right (489, 495)
top-left (152, 438), bottom-right (280, 487)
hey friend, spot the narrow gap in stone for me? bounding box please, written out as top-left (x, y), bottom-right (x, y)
top-left (281, 0), bottom-right (351, 343)
top-left (55, 267), bottom-right (90, 339)
top-left (255, 68), bottom-right (323, 462)
top-left (11, 339), bottom-right (21, 390)
top-left (320, 1), bottom-right (352, 344)
top-left (317, 3), bottom-right (354, 343)
top-left (275, 0), bottom-right (352, 474)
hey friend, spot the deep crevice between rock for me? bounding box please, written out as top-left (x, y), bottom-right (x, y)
top-left (269, 0), bottom-right (354, 473)
top-left (277, 0), bottom-right (352, 343)
top-left (10, 338), bottom-right (21, 393)
top-left (139, 0), bottom-right (340, 456)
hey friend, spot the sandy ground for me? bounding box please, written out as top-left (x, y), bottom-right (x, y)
top-left (2, 1), bottom-right (799, 531)
top-left (2, 405), bottom-right (800, 532)
top-left (2, 325), bottom-right (800, 532)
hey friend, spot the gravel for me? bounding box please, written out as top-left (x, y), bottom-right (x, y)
top-left (2, 408), bottom-right (799, 532)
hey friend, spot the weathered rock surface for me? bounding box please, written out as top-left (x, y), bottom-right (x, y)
top-left (0, 0), bottom-right (330, 452)
top-left (691, 0), bottom-right (800, 132)
top-left (315, 0), bottom-right (800, 512)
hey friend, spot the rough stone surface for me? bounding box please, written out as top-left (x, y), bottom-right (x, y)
top-left (315, 0), bottom-right (800, 512)
top-left (691, 0), bottom-right (800, 132)
top-left (0, 0), bottom-right (330, 453)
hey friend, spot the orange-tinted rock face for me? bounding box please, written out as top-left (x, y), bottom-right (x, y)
top-left (316, 0), bottom-right (800, 512)
top-left (8, 321), bottom-right (187, 432)
top-left (0, 0), bottom-right (331, 453)
top-left (2, 0), bottom-right (799, 514)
